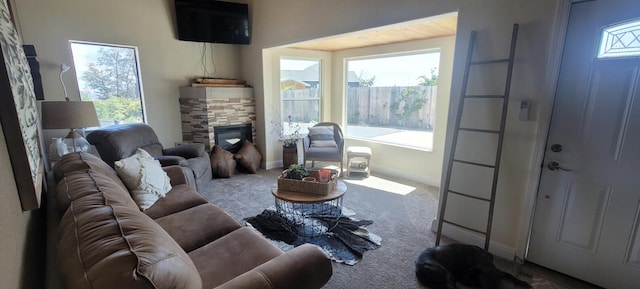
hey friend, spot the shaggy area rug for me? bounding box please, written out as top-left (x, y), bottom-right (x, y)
top-left (245, 206), bottom-right (381, 265)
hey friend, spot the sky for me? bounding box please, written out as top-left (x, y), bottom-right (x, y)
top-left (281, 51), bottom-right (440, 86)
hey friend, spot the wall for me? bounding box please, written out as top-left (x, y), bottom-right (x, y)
top-left (241, 0), bottom-right (563, 257)
top-left (332, 36), bottom-right (455, 186)
top-left (14, 0), bottom-right (243, 146)
top-left (0, 123), bottom-right (46, 289)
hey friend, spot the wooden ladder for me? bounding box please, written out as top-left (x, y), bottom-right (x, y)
top-left (435, 24), bottom-right (519, 250)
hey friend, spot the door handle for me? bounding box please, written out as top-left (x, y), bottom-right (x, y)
top-left (547, 161), bottom-right (571, 171)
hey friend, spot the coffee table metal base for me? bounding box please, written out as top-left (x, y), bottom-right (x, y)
top-left (272, 181), bottom-right (347, 237)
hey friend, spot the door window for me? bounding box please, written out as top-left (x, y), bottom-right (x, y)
top-left (598, 18), bottom-right (640, 58)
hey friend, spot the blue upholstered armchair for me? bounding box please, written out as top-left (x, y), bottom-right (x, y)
top-left (302, 122), bottom-right (344, 174)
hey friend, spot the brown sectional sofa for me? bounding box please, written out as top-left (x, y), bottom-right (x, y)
top-left (53, 152), bottom-right (332, 289)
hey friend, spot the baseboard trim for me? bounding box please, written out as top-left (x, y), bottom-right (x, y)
top-left (264, 160), bottom-right (282, 170)
top-left (430, 219), bottom-right (516, 261)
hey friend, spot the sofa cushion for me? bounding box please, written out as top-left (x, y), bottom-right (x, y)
top-left (56, 170), bottom-right (138, 217)
top-left (53, 152), bottom-right (127, 191)
top-left (59, 195), bottom-right (202, 289)
top-left (234, 140), bottom-right (262, 174)
top-left (143, 184), bottom-right (209, 219)
top-left (188, 227), bottom-right (284, 288)
top-left (86, 123), bottom-right (165, 168)
top-left (154, 203), bottom-right (242, 252)
top-left (210, 145), bottom-right (236, 178)
top-left (115, 148), bottom-right (172, 211)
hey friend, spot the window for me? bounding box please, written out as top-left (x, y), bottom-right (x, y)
top-left (279, 58), bottom-right (321, 134)
top-left (598, 18), bottom-right (640, 58)
top-left (345, 52), bottom-right (440, 150)
top-left (70, 41), bottom-right (146, 127)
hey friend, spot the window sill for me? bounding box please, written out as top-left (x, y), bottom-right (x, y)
top-left (345, 136), bottom-right (433, 152)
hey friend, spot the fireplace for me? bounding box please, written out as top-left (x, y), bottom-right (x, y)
top-left (214, 123), bottom-right (253, 153)
top-left (179, 86), bottom-right (256, 151)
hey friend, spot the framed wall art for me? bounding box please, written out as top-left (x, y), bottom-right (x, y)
top-left (0, 0), bottom-right (43, 211)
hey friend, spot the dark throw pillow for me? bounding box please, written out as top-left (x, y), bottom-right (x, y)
top-left (210, 145), bottom-right (236, 178)
top-left (234, 140), bottom-right (262, 174)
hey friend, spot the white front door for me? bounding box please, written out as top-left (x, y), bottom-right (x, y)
top-left (527, 1), bottom-right (640, 288)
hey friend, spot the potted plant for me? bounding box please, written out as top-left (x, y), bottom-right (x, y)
top-left (285, 163), bottom-right (308, 180)
top-left (272, 115), bottom-right (303, 167)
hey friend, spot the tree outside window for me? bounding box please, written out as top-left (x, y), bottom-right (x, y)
top-left (70, 41), bottom-right (146, 127)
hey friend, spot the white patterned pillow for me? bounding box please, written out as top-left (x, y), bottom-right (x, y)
top-left (115, 148), bottom-right (172, 211)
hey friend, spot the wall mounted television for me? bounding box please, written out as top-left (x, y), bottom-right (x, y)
top-left (175, 0), bottom-right (250, 45)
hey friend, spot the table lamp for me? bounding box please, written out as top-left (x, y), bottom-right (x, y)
top-left (41, 64), bottom-right (99, 158)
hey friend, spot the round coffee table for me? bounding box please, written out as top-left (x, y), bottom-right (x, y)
top-left (271, 181), bottom-right (347, 237)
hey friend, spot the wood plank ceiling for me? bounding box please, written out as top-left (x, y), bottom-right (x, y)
top-left (287, 12), bottom-right (458, 52)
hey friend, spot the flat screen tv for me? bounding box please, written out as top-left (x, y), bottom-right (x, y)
top-left (175, 0), bottom-right (250, 44)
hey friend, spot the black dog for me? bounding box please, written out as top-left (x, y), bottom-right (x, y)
top-left (415, 244), bottom-right (532, 289)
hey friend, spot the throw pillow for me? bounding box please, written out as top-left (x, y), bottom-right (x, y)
top-left (115, 148), bottom-right (172, 211)
top-left (311, 140), bottom-right (338, 147)
top-left (210, 145), bottom-right (236, 178)
top-left (308, 126), bottom-right (337, 147)
top-left (234, 140), bottom-right (262, 174)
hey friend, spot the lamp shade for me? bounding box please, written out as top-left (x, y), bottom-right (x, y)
top-left (41, 101), bottom-right (100, 129)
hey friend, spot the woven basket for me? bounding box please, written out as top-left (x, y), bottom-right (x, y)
top-left (277, 169), bottom-right (338, 195)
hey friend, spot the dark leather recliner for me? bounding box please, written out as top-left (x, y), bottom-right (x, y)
top-left (87, 123), bottom-right (212, 190)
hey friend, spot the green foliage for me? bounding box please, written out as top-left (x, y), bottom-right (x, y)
top-left (81, 47), bottom-right (140, 100)
top-left (391, 87), bottom-right (427, 121)
top-left (285, 164), bottom-right (308, 180)
top-left (418, 68), bottom-right (439, 86)
top-left (77, 45), bottom-right (144, 124)
top-left (92, 97), bottom-right (143, 124)
top-left (358, 74), bottom-right (376, 87)
top-left (390, 68), bottom-right (438, 122)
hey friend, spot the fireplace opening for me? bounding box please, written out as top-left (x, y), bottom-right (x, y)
top-left (214, 123), bottom-right (253, 153)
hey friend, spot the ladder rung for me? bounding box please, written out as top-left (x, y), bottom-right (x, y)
top-left (453, 159), bottom-right (496, 168)
top-left (442, 220), bottom-right (487, 235)
top-left (464, 94), bottom-right (505, 99)
top-left (459, 128), bottom-right (501, 134)
top-left (448, 190), bottom-right (492, 202)
top-left (470, 59), bottom-right (510, 65)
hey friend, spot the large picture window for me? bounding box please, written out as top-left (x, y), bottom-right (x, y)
top-left (70, 41), bottom-right (146, 127)
top-left (345, 51), bottom-right (440, 150)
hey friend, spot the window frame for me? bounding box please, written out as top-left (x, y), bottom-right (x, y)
top-left (597, 17), bottom-right (640, 59)
top-left (69, 40), bottom-right (147, 127)
top-left (343, 50), bottom-right (440, 151)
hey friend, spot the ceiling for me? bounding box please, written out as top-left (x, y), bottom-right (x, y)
top-left (287, 12), bottom-right (458, 52)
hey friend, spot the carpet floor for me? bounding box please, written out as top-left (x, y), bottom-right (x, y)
top-left (200, 168), bottom-right (602, 289)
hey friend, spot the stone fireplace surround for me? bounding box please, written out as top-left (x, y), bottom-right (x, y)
top-left (179, 87), bottom-right (256, 152)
